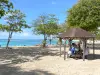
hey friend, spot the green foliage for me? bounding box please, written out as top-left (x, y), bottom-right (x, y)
top-left (0, 0), bottom-right (13, 18)
top-left (42, 40), bottom-right (46, 47)
top-left (0, 25), bottom-right (8, 31)
top-left (94, 29), bottom-right (100, 39)
top-left (5, 10), bottom-right (30, 32)
top-left (58, 38), bottom-right (62, 45)
top-left (33, 14), bottom-right (62, 36)
top-left (59, 22), bottom-right (68, 32)
top-left (4, 10), bottom-right (30, 48)
top-left (46, 14), bottom-right (60, 35)
top-left (33, 14), bottom-right (48, 35)
top-left (67, 0), bottom-right (100, 31)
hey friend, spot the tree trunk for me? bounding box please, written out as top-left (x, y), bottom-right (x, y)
top-left (49, 39), bottom-right (51, 45)
top-left (6, 32), bottom-right (13, 49)
top-left (43, 33), bottom-right (46, 48)
top-left (6, 38), bottom-right (10, 49)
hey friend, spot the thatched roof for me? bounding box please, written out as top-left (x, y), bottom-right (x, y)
top-left (59, 28), bottom-right (95, 38)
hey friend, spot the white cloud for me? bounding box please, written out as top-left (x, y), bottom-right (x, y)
top-left (13, 31), bottom-right (31, 37)
top-left (0, 32), bottom-right (8, 36)
top-left (0, 29), bottom-right (43, 39)
top-left (20, 32), bottom-right (30, 37)
top-left (51, 1), bottom-right (56, 4)
top-left (0, 31), bottom-right (30, 39)
top-left (23, 32), bottom-right (29, 36)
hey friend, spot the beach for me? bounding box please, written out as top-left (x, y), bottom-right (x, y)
top-left (0, 46), bottom-right (100, 75)
top-left (1, 0), bottom-right (100, 75)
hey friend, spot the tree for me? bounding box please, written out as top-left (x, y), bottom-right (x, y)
top-left (67, 0), bottom-right (100, 31)
top-left (93, 28), bottom-right (100, 39)
top-left (59, 22), bottom-right (68, 32)
top-left (46, 14), bottom-right (60, 44)
top-left (33, 14), bottom-right (61, 47)
top-left (0, 0), bottom-right (13, 18)
top-left (33, 14), bottom-right (48, 47)
top-left (4, 10), bottom-right (30, 49)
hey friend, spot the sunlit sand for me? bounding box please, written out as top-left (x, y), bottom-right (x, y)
top-left (0, 46), bottom-right (100, 75)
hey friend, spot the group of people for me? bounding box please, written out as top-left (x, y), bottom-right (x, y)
top-left (68, 42), bottom-right (89, 59)
top-left (71, 43), bottom-right (80, 54)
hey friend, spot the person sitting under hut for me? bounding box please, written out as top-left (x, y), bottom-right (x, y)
top-left (70, 43), bottom-right (76, 55)
top-left (84, 46), bottom-right (89, 59)
top-left (69, 42), bottom-right (82, 59)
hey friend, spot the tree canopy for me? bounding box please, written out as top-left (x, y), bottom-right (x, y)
top-left (0, 0), bottom-right (13, 18)
top-left (5, 10), bottom-right (29, 32)
top-left (46, 14), bottom-right (60, 35)
top-left (33, 14), bottom-right (48, 35)
top-left (67, 0), bottom-right (100, 31)
top-left (33, 14), bottom-right (63, 35)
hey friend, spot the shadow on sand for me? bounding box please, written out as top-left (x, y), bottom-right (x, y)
top-left (87, 54), bottom-right (100, 60)
top-left (0, 47), bottom-right (60, 75)
top-left (0, 47), bottom-right (60, 64)
top-left (0, 64), bottom-right (55, 75)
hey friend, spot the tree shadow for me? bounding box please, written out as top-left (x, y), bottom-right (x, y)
top-left (0, 47), bottom-right (60, 64)
top-left (0, 64), bottom-right (55, 75)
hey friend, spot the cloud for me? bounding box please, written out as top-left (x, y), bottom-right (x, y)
top-left (0, 32), bottom-right (8, 36)
top-left (19, 32), bottom-right (30, 37)
top-left (0, 29), bottom-right (43, 39)
top-left (51, 1), bottom-right (56, 4)
top-left (23, 32), bottom-right (29, 36)
top-left (13, 30), bottom-right (31, 37)
top-left (0, 31), bottom-right (30, 39)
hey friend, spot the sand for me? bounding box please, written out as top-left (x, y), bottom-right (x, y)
top-left (0, 46), bottom-right (100, 75)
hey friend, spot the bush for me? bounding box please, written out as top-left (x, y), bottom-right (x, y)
top-left (42, 40), bottom-right (46, 47)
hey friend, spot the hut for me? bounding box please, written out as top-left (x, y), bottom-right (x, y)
top-left (58, 28), bottom-right (95, 61)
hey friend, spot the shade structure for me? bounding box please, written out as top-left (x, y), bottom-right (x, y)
top-left (59, 28), bottom-right (95, 38)
top-left (58, 28), bottom-right (95, 61)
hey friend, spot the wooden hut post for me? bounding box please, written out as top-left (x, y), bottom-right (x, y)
top-left (82, 39), bottom-right (85, 61)
top-left (69, 39), bottom-right (72, 51)
top-left (59, 38), bottom-right (62, 57)
top-left (85, 39), bottom-right (87, 48)
top-left (64, 39), bottom-right (66, 60)
top-left (93, 38), bottom-right (95, 59)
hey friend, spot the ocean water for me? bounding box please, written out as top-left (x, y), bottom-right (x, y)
top-left (0, 39), bottom-right (58, 47)
top-left (0, 39), bottom-right (78, 47)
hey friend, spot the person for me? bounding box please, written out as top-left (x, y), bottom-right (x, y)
top-left (67, 50), bottom-right (72, 57)
top-left (74, 42), bottom-right (80, 54)
top-left (84, 47), bottom-right (89, 59)
top-left (70, 43), bottom-right (76, 55)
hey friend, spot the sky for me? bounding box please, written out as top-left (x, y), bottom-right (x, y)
top-left (0, 0), bottom-right (78, 39)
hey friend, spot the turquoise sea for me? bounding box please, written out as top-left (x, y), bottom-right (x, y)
top-left (0, 39), bottom-right (58, 47)
top-left (0, 39), bottom-right (78, 47)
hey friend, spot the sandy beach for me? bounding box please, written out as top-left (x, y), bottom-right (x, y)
top-left (0, 46), bottom-right (100, 75)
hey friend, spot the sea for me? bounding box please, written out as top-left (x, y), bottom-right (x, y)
top-left (0, 39), bottom-right (79, 47)
top-left (0, 39), bottom-right (59, 47)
